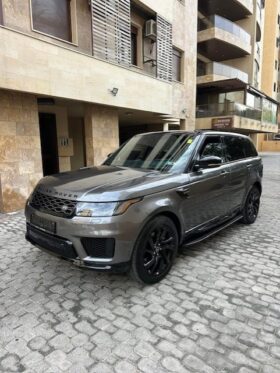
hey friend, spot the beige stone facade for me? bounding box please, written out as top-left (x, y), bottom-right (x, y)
top-left (0, 90), bottom-right (42, 212)
top-left (0, 0), bottom-right (198, 212)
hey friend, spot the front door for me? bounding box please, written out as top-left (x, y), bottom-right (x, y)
top-left (39, 113), bottom-right (59, 176)
top-left (182, 135), bottom-right (230, 232)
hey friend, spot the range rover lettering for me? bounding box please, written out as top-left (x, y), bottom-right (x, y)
top-left (25, 131), bottom-right (262, 284)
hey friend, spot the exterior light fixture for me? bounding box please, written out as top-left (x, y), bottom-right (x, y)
top-left (110, 88), bottom-right (119, 96)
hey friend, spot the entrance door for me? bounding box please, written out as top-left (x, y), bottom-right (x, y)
top-left (39, 113), bottom-right (59, 176)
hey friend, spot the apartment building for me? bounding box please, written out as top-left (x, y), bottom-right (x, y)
top-left (196, 0), bottom-right (279, 146)
top-left (259, 0), bottom-right (280, 151)
top-left (0, 0), bottom-right (198, 212)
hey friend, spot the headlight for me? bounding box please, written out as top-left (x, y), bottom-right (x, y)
top-left (75, 198), bottom-right (142, 217)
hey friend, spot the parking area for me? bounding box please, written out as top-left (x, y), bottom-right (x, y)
top-left (0, 153), bottom-right (280, 373)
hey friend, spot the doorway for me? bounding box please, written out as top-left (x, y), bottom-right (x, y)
top-left (39, 113), bottom-right (59, 176)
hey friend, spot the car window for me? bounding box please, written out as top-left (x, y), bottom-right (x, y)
top-left (224, 136), bottom-right (246, 162)
top-left (199, 136), bottom-right (225, 162)
top-left (242, 138), bottom-right (258, 158)
top-left (104, 132), bottom-right (197, 172)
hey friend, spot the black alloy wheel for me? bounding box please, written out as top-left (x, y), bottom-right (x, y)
top-left (131, 216), bottom-right (178, 284)
top-left (241, 186), bottom-right (261, 225)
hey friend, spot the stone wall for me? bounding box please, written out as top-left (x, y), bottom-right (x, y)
top-left (0, 90), bottom-right (43, 212)
top-left (85, 105), bottom-right (119, 166)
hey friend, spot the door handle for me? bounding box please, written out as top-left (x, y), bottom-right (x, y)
top-left (221, 170), bottom-right (229, 175)
top-left (176, 186), bottom-right (190, 197)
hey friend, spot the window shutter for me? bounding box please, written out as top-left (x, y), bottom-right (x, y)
top-left (91, 0), bottom-right (131, 66)
top-left (157, 15), bottom-right (173, 82)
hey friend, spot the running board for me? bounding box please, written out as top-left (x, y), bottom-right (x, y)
top-left (182, 215), bottom-right (243, 247)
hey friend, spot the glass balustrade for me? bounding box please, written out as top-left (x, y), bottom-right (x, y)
top-left (198, 14), bottom-right (251, 45)
top-left (197, 62), bottom-right (248, 83)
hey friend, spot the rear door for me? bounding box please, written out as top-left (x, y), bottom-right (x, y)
top-left (223, 135), bottom-right (250, 212)
top-left (182, 134), bottom-right (230, 231)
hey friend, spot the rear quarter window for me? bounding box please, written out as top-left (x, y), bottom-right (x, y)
top-left (242, 138), bottom-right (258, 158)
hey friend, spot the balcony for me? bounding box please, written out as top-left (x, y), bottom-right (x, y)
top-left (196, 102), bottom-right (278, 134)
top-left (198, 15), bottom-right (251, 61)
top-left (198, 0), bottom-right (253, 21)
top-left (197, 62), bottom-right (249, 85)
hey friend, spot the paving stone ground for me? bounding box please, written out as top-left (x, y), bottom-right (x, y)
top-left (0, 153), bottom-right (280, 373)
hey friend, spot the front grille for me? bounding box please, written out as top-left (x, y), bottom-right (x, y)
top-left (30, 191), bottom-right (77, 218)
top-left (26, 224), bottom-right (78, 260)
top-left (81, 238), bottom-right (115, 258)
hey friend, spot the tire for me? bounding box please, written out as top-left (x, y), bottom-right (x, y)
top-left (241, 186), bottom-right (261, 225)
top-left (130, 216), bottom-right (179, 284)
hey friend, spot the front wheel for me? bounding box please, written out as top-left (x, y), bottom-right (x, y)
top-left (241, 186), bottom-right (261, 225)
top-left (130, 216), bottom-right (179, 284)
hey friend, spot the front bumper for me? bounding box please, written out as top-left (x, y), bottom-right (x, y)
top-left (25, 204), bottom-right (139, 272)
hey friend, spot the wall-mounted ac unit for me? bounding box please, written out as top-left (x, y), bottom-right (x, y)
top-left (145, 20), bottom-right (157, 41)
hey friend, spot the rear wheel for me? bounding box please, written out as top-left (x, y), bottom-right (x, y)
top-left (130, 216), bottom-right (178, 284)
top-left (241, 186), bottom-right (260, 225)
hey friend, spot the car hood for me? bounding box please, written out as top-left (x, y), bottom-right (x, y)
top-left (36, 165), bottom-right (189, 202)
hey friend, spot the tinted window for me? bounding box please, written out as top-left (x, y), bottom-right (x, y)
top-left (200, 136), bottom-right (225, 161)
top-left (224, 136), bottom-right (246, 161)
top-left (242, 138), bottom-right (258, 158)
top-left (31, 0), bottom-right (72, 42)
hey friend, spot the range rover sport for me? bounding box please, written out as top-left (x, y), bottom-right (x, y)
top-left (25, 131), bottom-right (262, 284)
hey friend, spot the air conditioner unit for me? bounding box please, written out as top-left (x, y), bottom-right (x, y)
top-left (145, 20), bottom-right (157, 41)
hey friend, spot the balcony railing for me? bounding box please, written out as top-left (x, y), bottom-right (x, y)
top-left (198, 15), bottom-right (251, 45)
top-left (196, 102), bottom-right (262, 121)
top-left (197, 62), bottom-right (249, 83)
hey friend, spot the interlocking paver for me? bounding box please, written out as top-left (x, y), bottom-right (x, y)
top-left (1, 153), bottom-right (280, 372)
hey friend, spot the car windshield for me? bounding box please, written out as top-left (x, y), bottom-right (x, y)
top-left (104, 132), bottom-right (197, 172)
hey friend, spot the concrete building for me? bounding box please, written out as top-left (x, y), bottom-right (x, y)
top-left (0, 0), bottom-right (198, 212)
top-left (259, 0), bottom-right (280, 151)
top-left (196, 0), bottom-right (279, 146)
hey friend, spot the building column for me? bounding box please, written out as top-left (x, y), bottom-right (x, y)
top-left (0, 91), bottom-right (43, 212)
top-left (84, 105), bottom-right (119, 166)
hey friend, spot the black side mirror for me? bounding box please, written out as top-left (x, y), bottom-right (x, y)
top-left (193, 156), bottom-right (223, 171)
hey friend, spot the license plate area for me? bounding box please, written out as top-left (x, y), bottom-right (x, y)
top-left (30, 214), bottom-right (56, 234)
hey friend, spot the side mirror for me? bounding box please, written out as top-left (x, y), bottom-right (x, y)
top-left (193, 156), bottom-right (223, 171)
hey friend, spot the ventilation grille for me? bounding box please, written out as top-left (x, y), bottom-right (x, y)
top-left (81, 237), bottom-right (115, 258)
top-left (30, 192), bottom-right (77, 218)
top-left (91, 0), bottom-right (131, 66)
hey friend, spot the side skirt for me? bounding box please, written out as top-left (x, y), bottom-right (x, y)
top-left (182, 215), bottom-right (243, 247)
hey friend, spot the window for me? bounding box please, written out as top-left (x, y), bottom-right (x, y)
top-left (224, 136), bottom-right (246, 161)
top-left (200, 136), bottom-right (225, 162)
top-left (31, 0), bottom-right (72, 42)
top-left (172, 47), bottom-right (183, 82)
top-left (0, 0), bottom-right (3, 25)
top-left (131, 25), bottom-right (138, 66)
top-left (242, 138), bottom-right (258, 158)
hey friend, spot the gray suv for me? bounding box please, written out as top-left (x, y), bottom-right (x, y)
top-left (25, 131), bottom-right (262, 284)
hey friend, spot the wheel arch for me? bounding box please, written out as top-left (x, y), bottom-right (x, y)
top-left (253, 181), bottom-right (262, 195)
top-left (141, 210), bottom-right (183, 245)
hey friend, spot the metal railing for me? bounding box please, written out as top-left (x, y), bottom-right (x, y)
top-left (197, 62), bottom-right (248, 83)
top-left (198, 15), bottom-right (251, 45)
